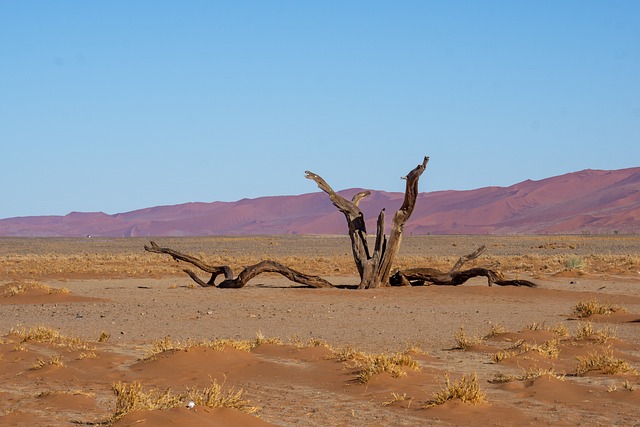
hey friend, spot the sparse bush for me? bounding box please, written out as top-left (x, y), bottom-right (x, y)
top-left (565, 256), bottom-right (585, 271)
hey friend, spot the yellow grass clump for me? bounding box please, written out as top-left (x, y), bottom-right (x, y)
top-left (453, 326), bottom-right (484, 350)
top-left (32, 354), bottom-right (65, 370)
top-left (111, 380), bottom-right (257, 423)
top-left (491, 367), bottom-right (565, 383)
top-left (351, 352), bottom-right (420, 384)
top-left (3, 280), bottom-right (69, 297)
top-left (572, 299), bottom-right (626, 318)
top-left (11, 325), bottom-right (94, 351)
top-left (573, 322), bottom-right (617, 343)
top-left (492, 339), bottom-right (560, 363)
top-left (425, 373), bottom-right (486, 408)
top-left (575, 349), bottom-right (638, 376)
top-left (145, 336), bottom-right (255, 359)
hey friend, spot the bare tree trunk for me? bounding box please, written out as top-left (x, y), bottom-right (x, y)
top-left (306, 156), bottom-right (429, 289)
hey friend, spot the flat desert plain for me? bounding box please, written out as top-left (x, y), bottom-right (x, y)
top-left (1, 235), bottom-right (639, 426)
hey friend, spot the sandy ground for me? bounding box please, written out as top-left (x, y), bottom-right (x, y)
top-left (0, 236), bottom-right (639, 426)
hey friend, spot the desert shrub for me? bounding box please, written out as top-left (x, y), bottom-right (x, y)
top-left (425, 373), bottom-right (486, 407)
top-left (564, 256), bottom-right (585, 271)
top-left (572, 299), bottom-right (625, 318)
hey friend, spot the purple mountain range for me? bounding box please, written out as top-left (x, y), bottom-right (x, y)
top-left (2, 167), bottom-right (639, 236)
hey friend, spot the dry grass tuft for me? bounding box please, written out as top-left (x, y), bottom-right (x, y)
top-left (254, 332), bottom-right (283, 347)
top-left (572, 299), bottom-right (626, 318)
top-left (453, 327), bottom-right (483, 349)
top-left (11, 325), bottom-right (93, 351)
top-left (111, 380), bottom-right (257, 423)
top-left (492, 339), bottom-right (560, 362)
top-left (145, 336), bottom-right (255, 359)
top-left (3, 280), bottom-right (69, 297)
top-left (575, 349), bottom-right (638, 376)
top-left (97, 331), bottom-right (111, 343)
top-left (186, 380), bottom-right (258, 414)
top-left (382, 392), bottom-right (412, 407)
top-left (351, 352), bottom-right (420, 384)
top-left (425, 373), bottom-right (486, 408)
top-left (332, 346), bottom-right (365, 362)
top-left (491, 367), bottom-right (565, 383)
top-left (32, 354), bottom-right (64, 370)
top-left (573, 322), bottom-right (617, 344)
top-left (484, 323), bottom-right (507, 338)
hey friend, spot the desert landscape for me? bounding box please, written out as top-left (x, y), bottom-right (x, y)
top-left (0, 234), bottom-right (639, 426)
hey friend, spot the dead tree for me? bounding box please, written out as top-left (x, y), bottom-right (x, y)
top-left (304, 156), bottom-right (428, 289)
top-left (145, 156), bottom-right (536, 289)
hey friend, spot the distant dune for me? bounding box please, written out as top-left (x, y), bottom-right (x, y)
top-left (2, 167), bottom-right (639, 236)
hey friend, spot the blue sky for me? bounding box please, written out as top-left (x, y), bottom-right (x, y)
top-left (1, 1), bottom-right (639, 219)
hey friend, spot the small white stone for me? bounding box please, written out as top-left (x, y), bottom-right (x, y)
top-left (187, 401), bottom-right (195, 409)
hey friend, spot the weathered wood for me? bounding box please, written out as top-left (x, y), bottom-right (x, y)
top-left (305, 171), bottom-right (370, 280)
top-left (144, 241), bottom-right (334, 289)
top-left (145, 241), bottom-right (233, 286)
top-left (370, 156), bottom-right (429, 288)
top-left (307, 156), bottom-right (429, 289)
top-left (390, 245), bottom-right (537, 288)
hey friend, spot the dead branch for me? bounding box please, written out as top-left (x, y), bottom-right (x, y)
top-left (390, 245), bottom-right (537, 288)
top-left (144, 241), bottom-right (334, 288)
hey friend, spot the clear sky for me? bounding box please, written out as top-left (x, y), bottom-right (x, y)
top-left (1, 1), bottom-right (639, 219)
